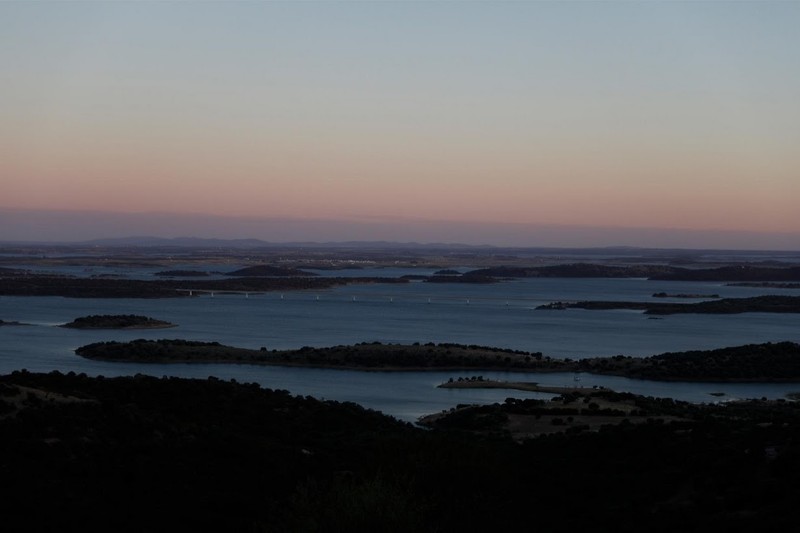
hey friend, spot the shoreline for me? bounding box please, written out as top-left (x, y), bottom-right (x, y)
top-left (73, 339), bottom-right (800, 383)
top-left (74, 353), bottom-right (574, 373)
top-left (62, 324), bottom-right (178, 330)
top-left (60, 314), bottom-right (177, 330)
top-left (439, 379), bottom-right (603, 395)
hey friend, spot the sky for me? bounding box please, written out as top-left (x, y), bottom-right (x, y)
top-left (1, 1), bottom-right (799, 248)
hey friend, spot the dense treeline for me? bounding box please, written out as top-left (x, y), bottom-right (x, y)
top-left (3, 371), bottom-right (800, 532)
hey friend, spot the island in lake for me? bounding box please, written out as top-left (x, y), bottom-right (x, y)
top-left (225, 264), bottom-right (317, 277)
top-left (61, 314), bottom-right (176, 329)
top-left (154, 269), bottom-right (210, 277)
top-left (75, 340), bottom-right (553, 370)
top-left (0, 273), bottom-right (404, 298)
top-left (728, 282), bottom-right (800, 289)
top-left (651, 292), bottom-right (719, 298)
top-left (75, 339), bottom-right (800, 382)
top-left (536, 295), bottom-right (800, 315)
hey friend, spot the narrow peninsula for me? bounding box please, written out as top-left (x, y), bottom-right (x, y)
top-left (536, 295), bottom-right (800, 315)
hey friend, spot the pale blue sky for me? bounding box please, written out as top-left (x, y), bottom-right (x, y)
top-left (1, 1), bottom-right (799, 247)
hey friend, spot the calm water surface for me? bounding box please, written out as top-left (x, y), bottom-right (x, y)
top-left (2, 276), bottom-right (799, 421)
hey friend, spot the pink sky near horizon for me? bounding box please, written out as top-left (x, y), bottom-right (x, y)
top-left (2, 2), bottom-right (799, 245)
top-left (5, 135), bottom-right (797, 234)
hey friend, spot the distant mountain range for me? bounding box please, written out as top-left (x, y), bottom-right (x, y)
top-left (77, 236), bottom-right (497, 250)
top-left (3, 208), bottom-right (799, 251)
top-left (1, 236), bottom-right (798, 261)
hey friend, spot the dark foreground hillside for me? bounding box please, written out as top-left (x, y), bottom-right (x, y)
top-left (2, 371), bottom-right (800, 532)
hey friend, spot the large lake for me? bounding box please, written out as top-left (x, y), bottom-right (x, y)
top-left (2, 273), bottom-right (799, 422)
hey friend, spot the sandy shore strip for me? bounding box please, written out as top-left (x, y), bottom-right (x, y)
top-left (438, 379), bottom-right (604, 395)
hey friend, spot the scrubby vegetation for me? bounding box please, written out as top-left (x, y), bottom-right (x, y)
top-left (3, 371), bottom-right (800, 532)
top-left (579, 341), bottom-right (800, 381)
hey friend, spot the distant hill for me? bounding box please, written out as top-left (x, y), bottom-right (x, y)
top-left (2, 236), bottom-right (799, 263)
top-left (225, 265), bottom-right (317, 277)
top-left (61, 236), bottom-right (498, 251)
top-left (652, 265), bottom-right (800, 281)
top-left (465, 263), bottom-right (680, 278)
top-left (69, 238), bottom-right (800, 256)
top-left (80, 236), bottom-right (276, 248)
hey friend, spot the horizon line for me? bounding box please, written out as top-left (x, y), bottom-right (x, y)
top-left (1, 235), bottom-right (799, 255)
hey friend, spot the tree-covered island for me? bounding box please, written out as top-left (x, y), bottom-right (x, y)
top-left (61, 314), bottom-right (176, 329)
top-left (462, 264), bottom-right (800, 281)
top-left (225, 264), bottom-right (317, 276)
top-left (0, 274), bottom-right (407, 297)
top-left (728, 282), bottom-right (800, 289)
top-left (75, 340), bottom-right (553, 370)
top-left (154, 269), bottom-right (210, 277)
top-left (536, 295), bottom-right (800, 314)
top-left (652, 292), bottom-right (719, 298)
top-left (5, 262), bottom-right (800, 298)
top-left (74, 340), bottom-right (800, 382)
